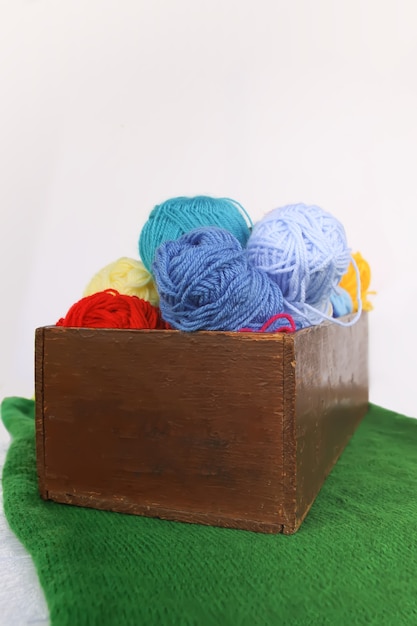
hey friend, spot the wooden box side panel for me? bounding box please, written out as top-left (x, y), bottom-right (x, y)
top-left (293, 313), bottom-right (369, 529)
top-left (35, 327), bottom-right (47, 498)
top-left (36, 328), bottom-right (287, 533)
top-left (281, 335), bottom-right (297, 533)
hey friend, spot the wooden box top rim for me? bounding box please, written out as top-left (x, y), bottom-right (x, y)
top-left (37, 314), bottom-right (359, 342)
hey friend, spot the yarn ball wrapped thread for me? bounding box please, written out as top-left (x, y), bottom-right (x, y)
top-left (139, 195), bottom-right (253, 272)
top-left (330, 285), bottom-right (353, 318)
top-left (83, 257), bottom-right (159, 306)
top-left (152, 227), bottom-right (285, 332)
top-left (246, 203), bottom-right (351, 328)
top-left (56, 289), bottom-right (170, 330)
top-left (339, 251), bottom-right (374, 312)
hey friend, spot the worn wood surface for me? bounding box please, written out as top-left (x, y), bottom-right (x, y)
top-left (36, 327), bottom-right (287, 533)
top-left (291, 313), bottom-right (369, 532)
top-left (35, 314), bottom-right (368, 534)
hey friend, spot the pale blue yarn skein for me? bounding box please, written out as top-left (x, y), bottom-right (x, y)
top-left (152, 227), bottom-right (285, 332)
top-left (331, 285), bottom-right (353, 318)
top-left (246, 203), bottom-right (352, 329)
top-left (139, 195), bottom-right (253, 272)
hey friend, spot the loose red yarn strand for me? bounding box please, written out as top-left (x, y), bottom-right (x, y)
top-left (238, 313), bottom-right (296, 334)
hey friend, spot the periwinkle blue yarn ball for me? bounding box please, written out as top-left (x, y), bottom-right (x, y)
top-left (246, 203), bottom-right (351, 327)
top-left (152, 226), bottom-right (284, 332)
top-left (139, 195), bottom-right (252, 272)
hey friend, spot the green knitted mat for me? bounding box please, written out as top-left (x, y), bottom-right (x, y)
top-left (2, 397), bottom-right (417, 626)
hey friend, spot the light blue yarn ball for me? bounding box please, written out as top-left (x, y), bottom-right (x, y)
top-left (139, 195), bottom-right (252, 272)
top-left (330, 285), bottom-right (353, 318)
top-left (152, 226), bottom-right (284, 332)
top-left (246, 203), bottom-right (351, 328)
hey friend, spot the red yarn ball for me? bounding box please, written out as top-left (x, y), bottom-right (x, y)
top-left (56, 289), bottom-right (170, 330)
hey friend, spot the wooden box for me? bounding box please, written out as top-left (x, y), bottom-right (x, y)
top-left (35, 313), bottom-right (368, 534)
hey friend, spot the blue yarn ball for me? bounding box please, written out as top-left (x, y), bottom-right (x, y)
top-left (246, 203), bottom-right (351, 328)
top-left (330, 285), bottom-right (353, 318)
top-left (139, 195), bottom-right (252, 272)
top-left (152, 226), bottom-right (284, 332)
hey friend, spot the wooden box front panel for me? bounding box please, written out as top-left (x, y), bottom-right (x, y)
top-left (36, 328), bottom-right (288, 533)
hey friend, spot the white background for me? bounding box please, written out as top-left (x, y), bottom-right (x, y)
top-left (1, 0), bottom-right (417, 418)
top-left (1, 2), bottom-right (417, 621)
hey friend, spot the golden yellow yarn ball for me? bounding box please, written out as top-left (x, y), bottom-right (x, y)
top-left (83, 257), bottom-right (159, 306)
top-left (339, 252), bottom-right (375, 312)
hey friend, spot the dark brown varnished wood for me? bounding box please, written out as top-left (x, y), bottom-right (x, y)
top-left (291, 314), bottom-right (368, 532)
top-left (35, 313), bottom-right (368, 534)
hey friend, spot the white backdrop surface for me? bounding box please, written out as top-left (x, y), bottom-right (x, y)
top-left (1, 0), bottom-right (417, 417)
top-left (1, 1), bottom-right (417, 623)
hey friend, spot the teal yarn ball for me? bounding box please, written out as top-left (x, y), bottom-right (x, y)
top-left (138, 195), bottom-right (253, 272)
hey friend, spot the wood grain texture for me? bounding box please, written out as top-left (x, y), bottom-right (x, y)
top-left (36, 327), bottom-right (287, 533)
top-left (292, 313), bottom-right (369, 531)
top-left (35, 314), bottom-right (369, 534)
top-left (34, 327), bottom-right (47, 499)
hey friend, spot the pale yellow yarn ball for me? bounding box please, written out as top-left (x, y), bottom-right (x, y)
top-left (83, 257), bottom-right (159, 306)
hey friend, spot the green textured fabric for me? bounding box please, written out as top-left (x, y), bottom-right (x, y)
top-left (2, 397), bottom-right (417, 626)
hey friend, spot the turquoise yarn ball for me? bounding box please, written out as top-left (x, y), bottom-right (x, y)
top-left (138, 195), bottom-right (252, 272)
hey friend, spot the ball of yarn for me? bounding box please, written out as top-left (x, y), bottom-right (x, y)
top-left (330, 285), bottom-right (353, 318)
top-left (152, 226), bottom-right (284, 332)
top-left (56, 289), bottom-right (170, 330)
top-left (246, 203), bottom-right (351, 328)
top-left (83, 257), bottom-right (159, 306)
top-left (139, 195), bottom-right (253, 272)
top-left (339, 251), bottom-right (374, 312)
